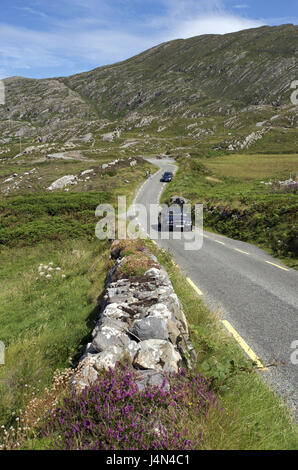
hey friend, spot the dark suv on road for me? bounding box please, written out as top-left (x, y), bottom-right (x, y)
top-left (160, 171), bottom-right (173, 182)
top-left (158, 206), bottom-right (193, 232)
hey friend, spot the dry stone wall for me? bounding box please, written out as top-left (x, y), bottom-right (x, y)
top-left (72, 245), bottom-right (196, 392)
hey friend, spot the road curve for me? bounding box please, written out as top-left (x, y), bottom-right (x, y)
top-left (134, 158), bottom-right (298, 418)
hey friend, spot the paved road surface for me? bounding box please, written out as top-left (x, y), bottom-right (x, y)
top-left (132, 158), bottom-right (298, 417)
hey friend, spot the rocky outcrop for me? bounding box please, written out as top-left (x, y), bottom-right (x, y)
top-left (71, 247), bottom-right (195, 392)
top-left (235, 127), bottom-right (270, 150)
top-left (47, 174), bottom-right (77, 191)
top-left (101, 129), bottom-right (121, 142)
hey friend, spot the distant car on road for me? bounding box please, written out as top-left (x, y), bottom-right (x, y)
top-left (158, 206), bottom-right (193, 232)
top-left (160, 171), bottom-right (173, 182)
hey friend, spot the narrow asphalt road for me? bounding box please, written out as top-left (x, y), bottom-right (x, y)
top-left (132, 158), bottom-right (298, 417)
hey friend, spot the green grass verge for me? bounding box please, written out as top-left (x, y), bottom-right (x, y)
top-left (0, 239), bottom-right (110, 429)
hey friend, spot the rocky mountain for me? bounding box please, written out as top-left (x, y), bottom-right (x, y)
top-left (1, 24), bottom-right (298, 141)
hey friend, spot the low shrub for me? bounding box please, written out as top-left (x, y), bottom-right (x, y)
top-left (0, 192), bottom-right (111, 247)
top-left (40, 365), bottom-right (219, 450)
top-left (203, 201), bottom-right (298, 258)
top-left (118, 254), bottom-right (159, 278)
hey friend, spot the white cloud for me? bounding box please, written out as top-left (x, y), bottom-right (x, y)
top-left (160, 0), bottom-right (224, 17)
top-left (0, 0), bottom-right (266, 78)
top-left (167, 13), bottom-right (263, 39)
top-left (153, 0), bottom-right (262, 39)
top-left (0, 22), bottom-right (155, 77)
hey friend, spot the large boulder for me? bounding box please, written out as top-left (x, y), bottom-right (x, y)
top-left (133, 339), bottom-right (181, 373)
top-left (93, 343), bottom-right (139, 371)
top-left (81, 133), bottom-right (93, 143)
top-left (47, 174), bottom-right (77, 191)
top-left (101, 302), bottom-right (130, 321)
top-left (167, 320), bottom-right (182, 345)
top-left (92, 323), bottom-right (133, 353)
top-left (106, 285), bottom-right (135, 304)
top-left (156, 293), bottom-right (188, 334)
top-left (145, 303), bottom-right (174, 321)
top-left (92, 317), bottom-right (127, 338)
top-left (131, 316), bottom-right (168, 341)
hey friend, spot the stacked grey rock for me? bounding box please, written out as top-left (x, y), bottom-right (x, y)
top-left (72, 251), bottom-right (195, 392)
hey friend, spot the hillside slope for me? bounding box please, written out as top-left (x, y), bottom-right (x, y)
top-left (63, 24), bottom-right (298, 116)
top-left (1, 24), bottom-right (298, 141)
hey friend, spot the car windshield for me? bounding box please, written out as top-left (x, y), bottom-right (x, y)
top-left (166, 208), bottom-right (191, 220)
top-left (169, 213), bottom-right (191, 220)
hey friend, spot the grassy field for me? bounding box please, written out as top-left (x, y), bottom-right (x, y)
top-left (206, 153), bottom-right (298, 180)
top-left (162, 153), bottom-right (298, 268)
top-left (0, 155), bottom-right (153, 434)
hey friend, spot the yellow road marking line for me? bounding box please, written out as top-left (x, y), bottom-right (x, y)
top-left (186, 277), bottom-right (203, 296)
top-left (234, 248), bottom-right (250, 255)
top-left (265, 261), bottom-right (289, 271)
top-left (215, 240), bottom-right (225, 245)
top-left (222, 320), bottom-right (267, 370)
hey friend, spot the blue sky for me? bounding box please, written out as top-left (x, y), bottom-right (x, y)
top-left (0, 0), bottom-right (297, 79)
